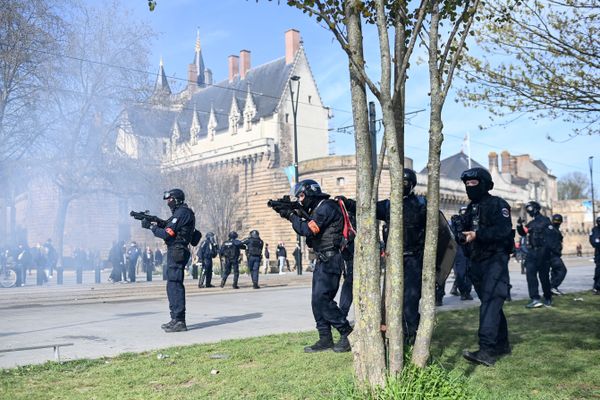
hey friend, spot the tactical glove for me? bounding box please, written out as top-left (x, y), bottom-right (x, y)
top-left (279, 208), bottom-right (294, 220)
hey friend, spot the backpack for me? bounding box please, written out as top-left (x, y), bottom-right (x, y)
top-left (337, 199), bottom-right (356, 252)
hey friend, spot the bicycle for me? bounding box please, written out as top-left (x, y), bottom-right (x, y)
top-left (0, 256), bottom-right (17, 288)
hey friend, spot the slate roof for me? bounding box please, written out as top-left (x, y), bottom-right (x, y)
top-left (154, 63), bottom-right (171, 95)
top-left (533, 159), bottom-right (549, 174)
top-left (420, 151), bottom-right (485, 180)
top-left (128, 57), bottom-right (292, 140)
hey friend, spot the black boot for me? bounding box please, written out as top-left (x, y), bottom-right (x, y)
top-left (494, 343), bottom-right (512, 357)
top-left (161, 319), bottom-right (176, 330)
top-left (220, 278), bottom-right (226, 288)
top-left (460, 293), bottom-right (474, 300)
top-left (450, 283), bottom-right (459, 296)
top-left (253, 282), bottom-right (260, 289)
top-left (333, 333), bottom-right (351, 353)
top-left (304, 337), bottom-right (334, 353)
top-left (164, 321), bottom-right (187, 333)
top-left (463, 349), bottom-right (496, 366)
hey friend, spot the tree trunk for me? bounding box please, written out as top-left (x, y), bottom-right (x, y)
top-left (346, 0), bottom-right (386, 388)
top-left (413, 1), bottom-right (443, 367)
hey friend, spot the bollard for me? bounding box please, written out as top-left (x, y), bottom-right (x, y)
top-left (76, 266), bottom-right (83, 284)
top-left (146, 266), bottom-right (152, 282)
top-left (95, 265), bottom-right (101, 284)
top-left (57, 267), bottom-right (63, 285)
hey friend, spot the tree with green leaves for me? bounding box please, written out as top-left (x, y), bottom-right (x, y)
top-left (458, 0), bottom-right (599, 137)
top-left (279, 0), bottom-right (485, 386)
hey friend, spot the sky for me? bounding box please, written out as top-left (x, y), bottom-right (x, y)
top-left (129, 0), bottom-right (599, 191)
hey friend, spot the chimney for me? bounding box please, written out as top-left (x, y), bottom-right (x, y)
top-left (501, 150), bottom-right (510, 174)
top-left (488, 152), bottom-right (498, 172)
top-left (510, 157), bottom-right (518, 175)
top-left (187, 63), bottom-right (197, 89)
top-left (204, 68), bottom-right (213, 86)
top-left (228, 55), bottom-right (239, 82)
top-left (239, 50), bottom-right (251, 79)
top-left (285, 29), bottom-right (300, 64)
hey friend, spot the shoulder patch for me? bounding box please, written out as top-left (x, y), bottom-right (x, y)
top-left (501, 208), bottom-right (510, 218)
top-left (172, 218), bottom-right (178, 224)
top-left (548, 225), bottom-right (554, 230)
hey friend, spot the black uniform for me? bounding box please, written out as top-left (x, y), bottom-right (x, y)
top-left (150, 204), bottom-right (195, 323)
top-left (590, 224), bottom-right (600, 292)
top-left (518, 214), bottom-right (553, 302)
top-left (241, 237), bottom-right (264, 288)
top-left (289, 198), bottom-right (352, 343)
top-left (220, 239), bottom-right (245, 288)
top-left (463, 194), bottom-right (513, 358)
top-left (376, 194), bottom-right (427, 342)
top-left (547, 224), bottom-right (567, 291)
top-left (198, 239), bottom-right (218, 287)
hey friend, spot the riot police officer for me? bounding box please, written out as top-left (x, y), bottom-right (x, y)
top-left (241, 230), bottom-right (264, 289)
top-left (548, 214), bottom-right (567, 295)
top-left (517, 201), bottom-right (553, 308)
top-left (376, 168), bottom-right (427, 344)
top-left (142, 189), bottom-right (196, 333)
top-left (198, 232), bottom-right (218, 288)
top-left (339, 168), bottom-right (427, 344)
top-left (220, 231), bottom-right (246, 289)
top-left (460, 167), bottom-right (513, 367)
top-left (271, 179), bottom-right (353, 353)
top-left (590, 216), bottom-right (600, 294)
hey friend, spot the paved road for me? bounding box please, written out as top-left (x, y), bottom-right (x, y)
top-left (0, 257), bottom-right (596, 368)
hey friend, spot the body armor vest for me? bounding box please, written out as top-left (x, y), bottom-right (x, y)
top-left (309, 199), bottom-right (344, 252)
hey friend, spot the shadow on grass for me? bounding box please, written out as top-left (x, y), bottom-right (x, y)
top-left (186, 312), bottom-right (262, 330)
top-left (432, 294), bottom-right (600, 378)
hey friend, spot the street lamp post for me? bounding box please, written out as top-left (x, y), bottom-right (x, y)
top-left (289, 75), bottom-right (302, 275)
top-left (590, 156), bottom-right (596, 222)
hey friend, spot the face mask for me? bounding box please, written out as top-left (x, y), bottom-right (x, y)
top-left (167, 198), bottom-right (177, 212)
top-left (466, 184), bottom-right (487, 202)
top-left (403, 184), bottom-right (412, 197)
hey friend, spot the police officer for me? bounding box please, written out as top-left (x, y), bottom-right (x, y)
top-left (548, 214), bottom-right (567, 296)
top-left (241, 230), bottom-right (264, 289)
top-left (198, 232), bottom-right (218, 288)
top-left (271, 179), bottom-right (352, 353)
top-left (590, 216), bottom-right (600, 294)
top-left (377, 168), bottom-right (427, 344)
top-left (142, 188), bottom-right (196, 333)
top-left (460, 167), bottom-right (513, 367)
top-left (517, 201), bottom-right (553, 308)
top-left (220, 231), bottom-right (245, 289)
top-left (339, 168), bottom-right (427, 344)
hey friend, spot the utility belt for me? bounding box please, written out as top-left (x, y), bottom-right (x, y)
top-left (315, 249), bottom-right (339, 263)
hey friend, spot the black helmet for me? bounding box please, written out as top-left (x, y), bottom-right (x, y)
top-left (403, 168), bottom-right (417, 195)
top-left (459, 206), bottom-right (468, 216)
top-left (460, 167), bottom-right (494, 190)
top-left (525, 201), bottom-right (541, 216)
top-left (228, 231), bottom-right (238, 239)
top-left (552, 214), bottom-right (563, 225)
top-left (250, 230), bottom-right (260, 239)
top-left (596, 216), bottom-right (600, 226)
top-left (163, 188), bottom-right (185, 204)
top-left (293, 179), bottom-right (325, 198)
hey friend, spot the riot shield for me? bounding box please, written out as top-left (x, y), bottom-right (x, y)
top-left (436, 211), bottom-right (457, 288)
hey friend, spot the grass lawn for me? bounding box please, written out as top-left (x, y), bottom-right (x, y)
top-left (1, 292), bottom-right (599, 400)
